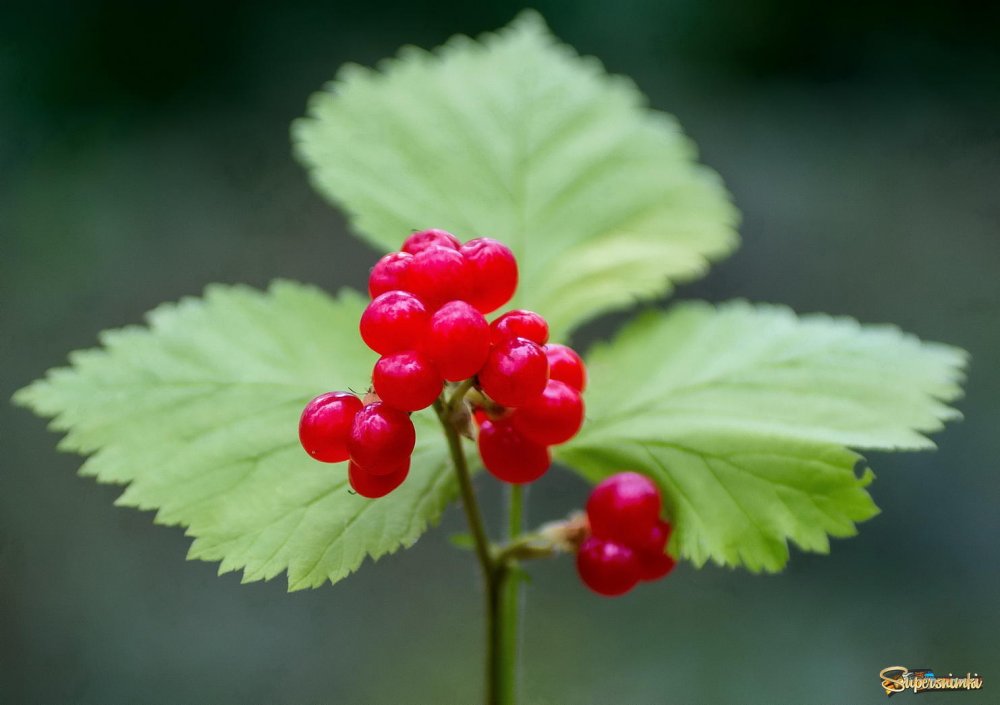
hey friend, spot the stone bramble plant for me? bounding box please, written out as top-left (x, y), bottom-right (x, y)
top-left (14, 12), bottom-right (968, 705)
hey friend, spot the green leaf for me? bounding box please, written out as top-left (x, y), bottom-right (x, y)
top-left (556, 301), bottom-right (967, 572)
top-left (14, 281), bottom-right (458, 590)
top-left (293, 11), bottom-right (738, 340)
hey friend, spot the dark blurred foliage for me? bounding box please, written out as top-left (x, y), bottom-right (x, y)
top-left (2, 1), bottom-right (998, 703)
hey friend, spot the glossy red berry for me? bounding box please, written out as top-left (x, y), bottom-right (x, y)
top-left (576, 537), bottom-right (641, 596)
top-left (634, 519), bottom-right (676, 581)
top-left (510, 379), bottom-right (584, 445)
top-left (477, 418), bottom-right (551, 484)
top-left (422, 301), bottom-right (491, 381)
top-left (348, 402), bottom-right (416, 474)
top-left (360, 291), bottom-right (429, 355)
top-left (478, 337), bottom-right (549, 408)
top-left (489, 309), bottom-right (549, 345)
top-left (369, 251), bottom-right (414, 299)
top-left (586, 472), bottom-right (662, 547)
top-left (298, 392), bottom-right (363, 463)
top-left (544, 344), bottom-right (587, 392)
top-left (460, 238), bottom-right (518, 314)
top-left (405, 245), bottom-right (471, 310)
top-left (348, 459), bottom-right (409, 498)
top-left (402, 228), bottom-right (460, 254)
top-left (372, 351), bottom-right (443, 411)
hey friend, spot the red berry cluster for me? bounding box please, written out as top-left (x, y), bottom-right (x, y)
top-left (475, 339), bottom-right (585, 484)
top-left (298, 393), bottom-right (415, 498)
top-left (576, 472), bottom-right (676, 596)
top-left (298, 229), bottom-right (587, 496)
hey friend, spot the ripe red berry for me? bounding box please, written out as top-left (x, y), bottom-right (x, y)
top-left (348, 402), bottom-right (416, 474)
top-left (489, 309), bottom-right (549, 345)
top-left (477, 418), bottom-right (551, 484)
top-left (576, 536), bottom-right (641, 596)
top-left (402, 228), bottom-right (461, 254)
top-left (372, 351), bottom-right (443, 411)
top-left (634, 519), bottom-right (676, 581)
top-left (348, 459), bottom-right (410, 498)
top-left (510, 379), bottom-right (584, 445)
top-left (478, 337), bottom-right (549, 408)
top-left (586, 472), bottom-right (662, 547)
top-left (422, 301), bottom-right (491, 381)
top-left (460, 238), bottom-right (518, 314)
top-left (405, 245), bottom-right (471, 310)
top-left (369, 251), bottom-right (414, 299)
top-left (360, 291), bottom-right (429, 355)
top-left (298, 392), bottom-right (363, 463)
top-left (544, 344), bottom-right (587, 392)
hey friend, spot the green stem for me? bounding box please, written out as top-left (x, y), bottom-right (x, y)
top-left (495, 564), bottom-right (516, 705)
top-left (433, 397), bottom-right (492, 589)
top-left (433, 394), bottom-right (512, 705)
top-left (500, 485), bottom-right (524, 703)
top-left (447, 377), bottom-right (477, 410)
top-left (435, 382), bottom-right (541, 705)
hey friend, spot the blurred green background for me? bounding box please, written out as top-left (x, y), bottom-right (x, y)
top-left (2, 1), bottom-right (998, 703)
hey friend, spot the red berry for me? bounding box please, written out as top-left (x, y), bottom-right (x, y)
top-left (405, 245), bottom-right (471, 310)
top-left (360, 291), bottom-right (429, 355)
top-left (510, 379), bottom-right (584, 445)
top-left (460, 238), bottom-right (518, 314)
top-left (634, 519), bottom-right (676, 581)
top-left (544, 344), bottom-right (587, 392)
top-left (586, 472), bottom-right (662, 546)
top-left (638, 551), bottom-right (676, 582)
top-left (576, 536), bottom-right (641, 596)
top-left (478, 337), bottom-right (549, 408)
top-left (490, 309), bottom-right (549, 345)
top-left (477, 418), bottom-right (551, 484)
top-left (298, 392), bottom-right (363, 463)
top-left (402, 228), bottom-right (460, 254)
top-left (423, 301), bottom-right (491, 381)
top-left (348, 402), bottom-right (416, 474)
top-left (369, 252), bottom-right (414, 299)
top-left (633, 518), bottom-right (673, 555)
top-left (372, 351), bottom-right (443, 411)
top-left (348, 459), bottom-right (409, 498)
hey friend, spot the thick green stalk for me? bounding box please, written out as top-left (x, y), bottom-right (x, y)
top-left (500, 485), bottom-right (524, 703)
top-left (493, 564), bottom-right (516, 705)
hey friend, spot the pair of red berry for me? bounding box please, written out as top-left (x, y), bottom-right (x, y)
top-left (299, 228), bottom-right (587, 496)
top-left (576, 472), bottom-right (676, 596)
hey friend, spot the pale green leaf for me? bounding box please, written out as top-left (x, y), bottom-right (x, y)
top-left (14, 281), bottom-right (458, 590)
top-left (557, 301), bottom-right (967, 572)
top-left (293, 11), bottom-right (738, 339)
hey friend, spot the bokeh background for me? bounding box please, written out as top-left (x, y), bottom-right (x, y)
top-left (2, 1), bottom-right (998, 703)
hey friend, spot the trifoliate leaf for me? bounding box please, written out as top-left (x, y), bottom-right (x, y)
top-left (556, 301), bottom-right (967, 572)
top-left (293, 11), bottom-right (738, 340)
top-left (14, 281), bottom-right (458, 590)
